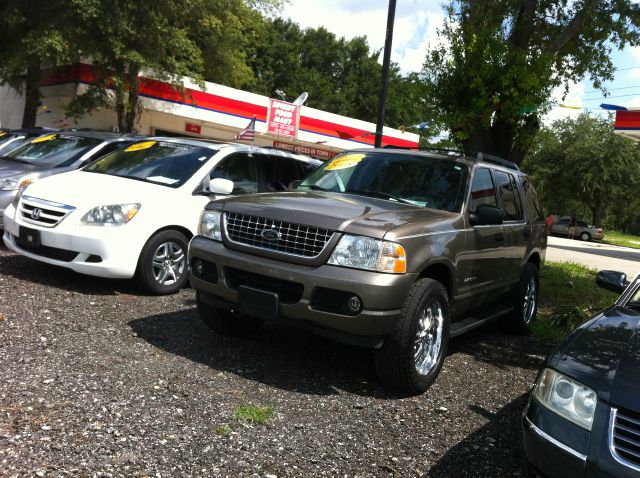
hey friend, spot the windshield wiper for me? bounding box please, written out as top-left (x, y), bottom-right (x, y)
top-left (0, 155), bottom-right (30, 164)
top-left (346, 189), bottom-right (416, 205)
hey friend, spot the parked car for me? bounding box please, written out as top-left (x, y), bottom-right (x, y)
top-left (551, 217), bottom-right (604, 241)
top-left (2, 138), bottom-right (320, 294)
top-left (0, 130), bottom-right (143, 229)
top-left (523, 270), bottom-right (640, 478)
top-left (188, 149), bottom-right (547, 393)
top-left (0, 128), bottom-right (59, 155)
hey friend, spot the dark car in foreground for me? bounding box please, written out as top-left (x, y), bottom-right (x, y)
top-left (523, 270), bottom-right (640, 477)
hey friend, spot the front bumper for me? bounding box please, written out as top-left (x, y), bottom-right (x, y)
top-left (3, 204), bottom-right (143, 279)
top-left (188, 236), bottom-right (418, 341)
top-left (0, 189), bottom-right (17, 229)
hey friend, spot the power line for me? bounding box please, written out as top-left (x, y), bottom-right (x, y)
top-left (584, 84), bottom-right (640, 95)
top-left (581, 92), bottom-right (640, 102)
top-left (616, 65), bottom-right (640, 71)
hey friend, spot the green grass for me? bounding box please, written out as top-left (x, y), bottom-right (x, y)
top-left (233, 405), bottom-right (273, 425)
top-left (534, 261), bottom-right (618, 342)
top-left (215, 424), bottom-right (231, 435)
top-left (602, 230), bottom-right (640, 249)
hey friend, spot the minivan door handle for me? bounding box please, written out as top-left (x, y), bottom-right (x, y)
top-left (495, 232), bottom-right (505, 242)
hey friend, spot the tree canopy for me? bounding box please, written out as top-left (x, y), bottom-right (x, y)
top-left (422, 0), bottom-right (640, 164)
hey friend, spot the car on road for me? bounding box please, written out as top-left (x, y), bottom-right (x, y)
top-left (551, 217), bottom-right (604, 241)
top-left (523, 270), bottom-right (640, 478)
top-left (0, 130), bottom-right (142, 229)
top-left (3, 138), bottom-right (320, 294)
top-left (188, 149), bottom-right (547, 393)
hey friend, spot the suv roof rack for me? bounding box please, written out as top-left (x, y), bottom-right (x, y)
top-left (474, 152), bottom-right (520, 171)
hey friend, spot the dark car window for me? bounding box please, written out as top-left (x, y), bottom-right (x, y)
top-left (299, 152), bottom-right (469, 212)
top-left (81, 141), bottom-right (130, 166)
top-left (469, 167), bottom-right (497, 212)
top-left (556, 219), bottom-right (569, 225)
top-left (6, 134), bottom-right (102, 167)
top-left (260, 155), bottom-right (312, 191)
top-left (519, 175), bottom-right (544, 222)
top-left (494, 170), bottom-right (522, 221)
top-left (577, 220), bottom-right (588, 227)
top-left (210, 153), bottom-right (258, 194)
top-left (85, 140), bottom-right (214, 188)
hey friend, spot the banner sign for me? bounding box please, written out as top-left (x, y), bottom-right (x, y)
top-left (268, 99), bottom-right (299, 138)
top-left (273, 141), bottom-right (337, 160)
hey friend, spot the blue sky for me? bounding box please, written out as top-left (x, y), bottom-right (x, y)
top-left (284, 0), bottom-right (640, 122)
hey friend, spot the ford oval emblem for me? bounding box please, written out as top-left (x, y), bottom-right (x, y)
top-left (261, 229), bottom-right (281, 241)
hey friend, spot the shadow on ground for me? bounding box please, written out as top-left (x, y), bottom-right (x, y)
top-left (129, 307), bottom-right (549, 399)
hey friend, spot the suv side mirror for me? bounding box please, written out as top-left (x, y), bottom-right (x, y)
top-left (596, 270), bottom-right (627, 294)
top-left (209, 178), bottom-right (234, 195)
top-left (469, 204), bottom-right (504, 226)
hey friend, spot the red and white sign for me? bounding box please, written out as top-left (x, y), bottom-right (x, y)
top-left (185, 122), bottom-right (201, 135)
top-left (273, 141), bottom-right (337, 160)
top-left (267, 99), bottom-right (299, 138)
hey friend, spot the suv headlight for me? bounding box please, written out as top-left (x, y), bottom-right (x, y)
top-left (0, 176), bottom-right (32, 191)
top-left (533, 368), bottom-right (597, 431)
top-left (81, 203), bottom-right (140, 225)
top-left (328, 235), bottom-right (406, 273)
top-left (199, 211), bottom-right (222, 240)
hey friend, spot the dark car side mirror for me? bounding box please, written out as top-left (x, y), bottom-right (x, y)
top-left (469, 204), bottom-right (504, 226)
top-left (596, 270), bottom-right (627, 294)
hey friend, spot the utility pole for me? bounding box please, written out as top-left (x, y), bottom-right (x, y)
top-left (375, 0), bottom-right (397, 148)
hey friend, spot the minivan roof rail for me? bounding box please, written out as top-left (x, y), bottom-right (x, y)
top-left (474, 152), bottom-right (520, 171)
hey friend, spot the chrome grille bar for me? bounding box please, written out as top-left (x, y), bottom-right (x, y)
top-left (610, 408), bottom-right (640, 472)
top-left (19, 196), bottom-right (75, 228)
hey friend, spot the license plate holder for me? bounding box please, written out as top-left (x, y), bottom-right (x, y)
top-left (18, 226), bottom-right (41, 248)
top-left (237, 285), bottom-right (278, 321)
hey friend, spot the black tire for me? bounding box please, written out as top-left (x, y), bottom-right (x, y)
top-left (580, 231), bottom-right (591, 242)
top-left (508, 263), bottom-right (540, 334)
top-left (135, 230), bottom-right (189, 295)
top-left (374, 278), bottom-right (450, 395)
top-left (196, 292), bottom-right (264, 336)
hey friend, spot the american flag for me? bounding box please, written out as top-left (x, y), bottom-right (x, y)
top-left (234, 116), bottom-right (256, 141)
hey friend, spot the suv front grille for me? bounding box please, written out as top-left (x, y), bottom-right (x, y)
top-left (224, 212), bottom-right (334, 258)
top-left (20, 196), bottom-right (75, 228)
top-left (611, 408), bottom-right (640, 471)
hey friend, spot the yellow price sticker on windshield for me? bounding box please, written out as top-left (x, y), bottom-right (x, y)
top-left (0, 132), bottom-right (7, 137)
top-left (125, 140), bottom-right (157, 152)
top-left (325, 153), bottom-right (365, 171)
top-left (32, 133), bottom-right (57, 143)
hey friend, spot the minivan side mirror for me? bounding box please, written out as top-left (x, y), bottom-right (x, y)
top-left (596, 270), bottom-right (627, 294)
top-left (209, 178), bottom-right (234, 195)
top-left (469, 204), bottom-right (504, 226)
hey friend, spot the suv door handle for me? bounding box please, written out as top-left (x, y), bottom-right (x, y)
top-left (495, 232), bottom-right (505, 242)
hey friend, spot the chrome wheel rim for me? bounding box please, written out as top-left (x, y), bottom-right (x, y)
top-left (523, 277), bottom-right (537, 325)
top-left (152, 241), bottom-right (185, 286)
top-left (413, 299), bottom-right (444, 376)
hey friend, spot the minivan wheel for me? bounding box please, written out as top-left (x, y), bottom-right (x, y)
top-left (374, 278), bottom-right (450, 395)
top-left (580, 231), bottom-right (591, 241)
top-left (136, 230), bottom-right (189, 295)
top-left (508, 263), bottom-right (539, 334)
top-left (196, 292), bottom-right (264, 336)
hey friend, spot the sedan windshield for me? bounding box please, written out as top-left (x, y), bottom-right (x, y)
top-left (84, 140), bottom-right (214, 188)
top-left (4, 134), bottom-right (101, 166)
top-left (299, 152), bottom-right (469, 212)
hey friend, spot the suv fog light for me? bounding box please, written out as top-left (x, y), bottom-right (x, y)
top-left (194, 260), bottom-right (204, 274)
top-left (347, 295), bottom-right (362, 314)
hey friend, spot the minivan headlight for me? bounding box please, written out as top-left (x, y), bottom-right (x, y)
top-left (328, 235), bottom-right (406, 273)
top-left (0, 176), bottom-right (32, 191)
top-left (199, 211), bottom-right (222, 240)
top-left (532, 368), bottom-right (597, 430)
top-left (81, 204), bottom-right (140, 225)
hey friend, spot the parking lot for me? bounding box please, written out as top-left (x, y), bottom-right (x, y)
top-left (0, 243), bottom-right (550, 477)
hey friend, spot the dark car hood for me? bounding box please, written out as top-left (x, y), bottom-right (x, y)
top-left (0, 158), bottom-right (42, 177)
top-left (549, 307), bottom-right (640, 412)
top-left (209, 191), bottom-right (456, 239)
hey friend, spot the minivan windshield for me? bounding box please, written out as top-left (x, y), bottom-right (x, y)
top-left (3, 134), bottom-right (102, 166)
top-left (298, 152), bottom-right (469, 212)
top-left (84, 140), bottom-right (214, 188)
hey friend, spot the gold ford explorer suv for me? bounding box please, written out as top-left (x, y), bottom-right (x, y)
top-left (188, 149), bottom-right (547, 394)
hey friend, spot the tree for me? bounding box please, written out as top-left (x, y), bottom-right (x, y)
top-left (422, 1), bottom-right (640, 164)
top-left (522, 114), bottom-right (640, 228)
top-left (0, 0), bottom-right (73, 127)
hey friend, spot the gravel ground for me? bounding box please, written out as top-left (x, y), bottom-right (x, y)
top-left (0, 244), bottom-right (552, 477)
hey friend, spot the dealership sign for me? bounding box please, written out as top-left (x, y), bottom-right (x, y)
top-left (273, 141), bottom-right (337, 160)
top-left (268, 99), bottom-right (299, 138)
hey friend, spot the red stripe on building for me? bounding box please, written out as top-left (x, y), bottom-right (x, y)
top-left (615, 111), bottom-right (640, 130)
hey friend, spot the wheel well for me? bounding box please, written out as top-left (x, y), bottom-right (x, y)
top-left (419, 263), bottom-right (453, 298)
top-left (152, 225), bottom-right (194, 241)
top-left (528, 253), bottom-right (541, 270)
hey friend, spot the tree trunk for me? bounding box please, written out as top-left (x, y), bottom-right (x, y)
top-left (21, 63), bottom-right (42, 128)
top-left (591, 203), bottom-right (604, 227)
top-left (124, 65), bottom-right (140, 133)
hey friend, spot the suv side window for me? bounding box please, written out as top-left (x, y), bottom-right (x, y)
top-left (210, 153), bottom-right (258, 194)
top-left (519, 175), bottom-right (544, 222)
top-left (494, 170), bottom-right (522, 222)
top-left (469, 167), bottom-right (497, 212)
top-left (260, 154), bottom-right (304, 191)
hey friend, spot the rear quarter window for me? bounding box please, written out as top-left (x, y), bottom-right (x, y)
top-left (519, 175), bottom-right (544, 222)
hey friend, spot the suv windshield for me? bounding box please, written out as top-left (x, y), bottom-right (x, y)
top-left (84, 140), bottom-right (214, 188)
top-left (4, 134), bottom-right (101, 166)
top-left (299, 151), bottom-right (469, 212)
